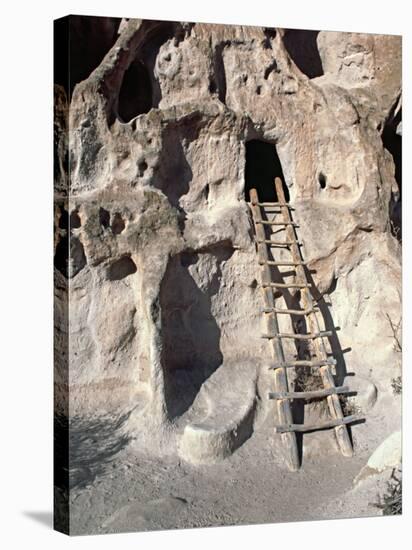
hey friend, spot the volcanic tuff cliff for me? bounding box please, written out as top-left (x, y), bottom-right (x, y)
top-left (54, 17), bottom-right (401, 461)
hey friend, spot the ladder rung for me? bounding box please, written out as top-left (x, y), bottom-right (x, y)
top-left (268, 358), bottom-right (337, 370)
top-left (268, 385), bottom-right (350, 400)
top-left (263, 331), bottom-right (332, 340)
top-left (261, 282), bottom-right (312, 289)
top-left (262, 307), bottom-right (317, 315)
top-left (259, 260), bottom-right (307, 266)
top-left (256, 240), bottom-right (302, 246)
top-left (275, 414), bottom-right (363, 433)
top-left (256, 220), bottom-right (298, 226)
top-left (250, 202), bottom-right (295, 210)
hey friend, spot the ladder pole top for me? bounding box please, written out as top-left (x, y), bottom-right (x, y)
top-left (249, 188), bottom-right (259, 205)
top-left (274, 177), bottom-right (288, 206)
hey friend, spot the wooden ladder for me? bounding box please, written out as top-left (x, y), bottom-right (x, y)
top-left (249, 177), bottom-right (361, 471)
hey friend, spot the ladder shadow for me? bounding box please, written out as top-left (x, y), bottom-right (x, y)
top-left (303, 273), bottom-right (349, 386)
top-left (303, 270), bottom-right (355, 447)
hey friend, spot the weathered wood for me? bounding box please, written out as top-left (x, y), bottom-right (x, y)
top-left (274, 368), bottom-right (300, 471)
top-left (256, 220), bottom-right (298, 226)
top-left (320, 364), bottom-right (354, 457)
top-left (259, 260), bottom-right (307, 266)
top-left (262, 330), bottom-right (332, 339)
top-left (250, 188), bottom-right (300, 471)
top-left (249, 180), bottom-right (358, 466)
top-left (263, 307), bottom-right (317, 315)
top-left (261, 282), bottom-right (311, 289)
top-left (268, 386), bottom-right (350, 400)
top-left (274, 177), bottom-right (354, 458)
top-left (249, 201), bottom-right (295, 210)
top-left (268, 358), bottom-right (337, 369)
top-left (275, 414), bottom-right (362, 433)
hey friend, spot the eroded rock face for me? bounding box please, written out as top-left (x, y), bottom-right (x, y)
top-left (54, 17), bottom-right (401, 458)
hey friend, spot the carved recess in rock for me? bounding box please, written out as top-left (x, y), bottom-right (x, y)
top-left (283, 29), bottom-right (324, 79)
top-left (59, 19), bottom-right (401, 462)
top-left (54, 15), bottom-right (121, 98)
top-left (151, 121), bottom-right (195, 209)
top-left (54, 204), bottom-right (86, 278)
top-left (160, 244), bottom-right (236, 419)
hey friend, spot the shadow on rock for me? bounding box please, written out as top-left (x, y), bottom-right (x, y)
top-left (54, 410), bottom-right (133, 491)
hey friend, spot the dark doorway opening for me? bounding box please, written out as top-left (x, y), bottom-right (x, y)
top-left (118, 61), bottom-right (153, 122)
top-left (382, 109), bottom-right (402, 193)
top-left (244, 140), bottom-right (289, 202)
top-left (54, 15), bottom-right (121, 100)
top-left (283, 29), bottom-right (324, 79)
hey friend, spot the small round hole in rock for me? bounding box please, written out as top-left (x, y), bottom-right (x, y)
top-left (111, 212), bottom-right (125, 235)
top-left (58, 207), bottom-right (69, 230)
top-left (209, 80), bottom-right (217, 94)
top-left (69, 237), bottom-right (86, 278)
top-left (318, 173), bottom-right (327, 189)
top-left (249, 279), bottom-right (258, 289)
top-left (70, 209), bottom-right (81, 229)
top-left (263, 28), bottom-right (277, 46)
top-left (99, 207), bottom-right (110, 228)
top-left (54, 235), bottom-right (69, 277)
top-left (138, 160), bottom-right (148, 176)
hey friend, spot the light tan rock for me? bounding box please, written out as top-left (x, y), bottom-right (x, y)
top-left (178, 361), bottom-right (257, 463)
top-left (54, 18), bottom-right (402, 461)
top-left (354, 430), bottom-right (402, 484)
top-left (368, 431), bottom-right (402, 470)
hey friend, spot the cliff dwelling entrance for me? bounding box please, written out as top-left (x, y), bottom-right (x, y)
top-left (118, 61), bottom-right (153, 122)
top-left (283, 29), bottom-right (324, 79)
top-left (54, 15), bottom-right (121, 99)
top-left (244, 140), bottom-right (289, 202)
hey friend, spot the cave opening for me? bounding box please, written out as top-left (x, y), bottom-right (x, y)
top-left (107, 255), bottom-right (137, 281)
top-left (382, 109), bottom-right (402, 194)
top-left (283, 29), bottom-right (324, 79)
top-left (117, 61), bottom-right (153, 122)
top-left (116, 21), bottom-right (178, 122)
top-left (54, 15), bottom-right (121, 99)
top-left (382, 108), bottom-right (402, 240)
top-left (244, 140), bottom-right (289, 202)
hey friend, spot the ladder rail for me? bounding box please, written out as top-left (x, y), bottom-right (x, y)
top-left (250, 188), bottom-right (300, 471)
top-left (274, 177), bottom-right (353, 458)
top-left (249, 180), bottom-right (357, 470)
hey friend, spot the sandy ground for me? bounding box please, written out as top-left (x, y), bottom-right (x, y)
top-left (66, 396), bottom-right (400, 536)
